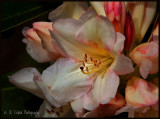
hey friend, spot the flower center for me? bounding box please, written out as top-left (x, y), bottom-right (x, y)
top-left (80, 53), bottom-right (114, 75)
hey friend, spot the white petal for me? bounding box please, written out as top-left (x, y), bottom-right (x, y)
top-left (110, 55), bottom-right (134, 75)
top-left (113, 32), bottom-right (125, 54)
top-left (41, 58), bottom-right (92, 105)
top-left (49, 2), bottom-right (88, 21)
top-left (34, 77), bottom-right (62, 107)
top-left (71, 97), bottom-right (84, 114)
top-left (100, 70), bottom-right (120, 104)
top-left (9, 68), bottom-right (44, 98)
top-left (140, 59), bottom-right (152, 79)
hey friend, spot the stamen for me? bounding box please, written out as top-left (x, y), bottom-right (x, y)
top-left (82, 62), bottom-right (85, 66)
top-left (85, 53), bottom-right (87, 58)
top-left (90, 57), bottom-right (93, 62)
top-left (96, 63), bottom-right (99, 68)
top-left (86, 67), bottom-right (89, 72)
top-left (84, 57), bottom-right (87, 62)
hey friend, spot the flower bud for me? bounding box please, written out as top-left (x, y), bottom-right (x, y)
top-left (124, 12), bottom-right (135, 51)
top-left (125, 77), bottom-right (158, 107)
top-left (104, 2), bottom-right (126, 33)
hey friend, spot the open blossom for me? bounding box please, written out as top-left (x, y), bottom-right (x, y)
top-left (90, 2), bottom-right (126, 33)
top-left (49, 10), bottom-right (133, 113)
top-left (125, 2), bottom-right (157, 43)
top-left (22, 22), bottom-right (63, 63)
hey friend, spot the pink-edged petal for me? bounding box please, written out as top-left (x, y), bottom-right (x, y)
top-left (71, 97), bottom-right (85, 117)
top-left (100, 70), bottom-right (120, 104)
top-left (34, 76), bottom-right (62, 107)
top-left (33, 22), bottom-right (63, 59)
top-left (22, 28), bottom-right (52, 63)
top-left (40, 58), bottom-right (92, 105)
top-left (130, 41), bottom-right (158, 75)
top-left (76, 10), bottom-right (116, 52)
top-left (9, 67), bottom-right (44, 98)
top-left (125, 77), bottom-right (158, 107)
top-left (113, 32), bottom-right (125, 54)
top-left (49, 2), bottom-right (88, 21)
top-left (110, 54), bottom-right (134, 75)
top-left (83, 74), bottom-right (103, 111)
top-left (50, 10), bottom-right (116, 61)
top-left (140, 59), bottom-right (152, 79)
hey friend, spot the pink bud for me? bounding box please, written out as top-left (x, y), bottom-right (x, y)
top-left (104, 2), bottom-right (126, 33)
top-left (124, 12), bottom-right (135, 51)
top-left (126, 77), bottom-right (158, 107)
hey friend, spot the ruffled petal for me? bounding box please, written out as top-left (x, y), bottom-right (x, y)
top-left (130, 41), bottom-right (158, 76)
top-left (125, 77), bottom-right (158, 107)
top-left (38, 58), bottom-right (92, 106)
top-left (100, 70), bottom-right (120, 104)
top-left (113, 32), bottom-right (125, 54)
top-left (50, 10), bottom-right (116, 61)
top-left (71, 97), bottom-right (85, 117)
top-left (49, 2), bottom-right (88, 21)
top-left (22, 28), bottom-right (52, 63)
top-left (110, 54), bottom-right (134, 75)
top-left (33, 22), bottom-right (63, 59)
top-left (139, 59), bottom-right (152, 79)
top-left (9, 67), bottom-right (44, 98)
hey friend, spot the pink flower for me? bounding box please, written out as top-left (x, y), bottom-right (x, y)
top-left (124, 12), bottom-right (135, 51)
top-left (9, 10), bottom-right (134, 117)
top-left (49, 10), bottom-right (133, 113)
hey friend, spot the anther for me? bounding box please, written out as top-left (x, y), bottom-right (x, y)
top-left (46, 109), bottom-right (52, 114)
top-left (80, 66), bottom-right (84, 71)
top-left (94, 63), bottom-right (97, 67)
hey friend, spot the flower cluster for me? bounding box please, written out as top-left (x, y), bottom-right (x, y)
top-left (9, 2), bottom-right (158, 117)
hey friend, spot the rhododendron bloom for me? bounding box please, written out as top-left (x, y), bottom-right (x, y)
top-left (22, 22), bottom-right (62, 63)
top-left (49, 10), bottom-right (133, 113)
top-left (90, 2), bottom-right (126, 33)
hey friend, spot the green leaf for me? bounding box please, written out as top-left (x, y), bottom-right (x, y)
top-left (1, 87), bottom-right (43, 118)
top-left (1, 1), bottom-right (62, 32)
